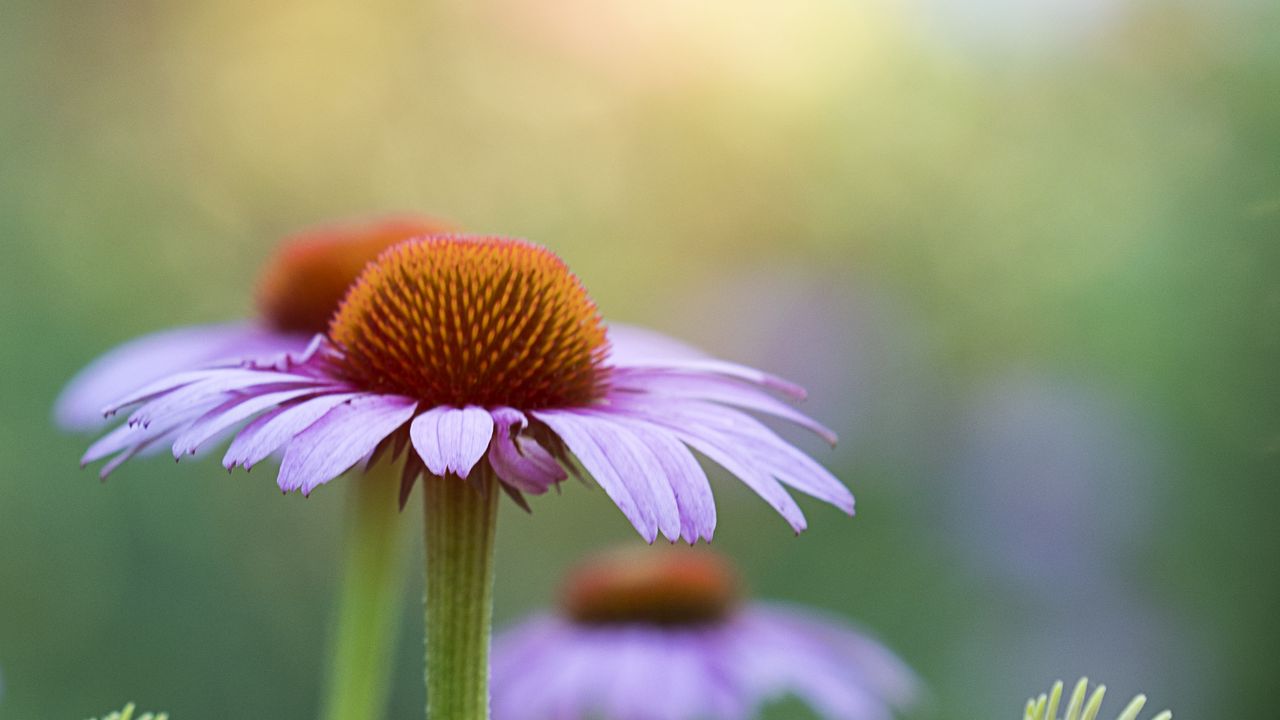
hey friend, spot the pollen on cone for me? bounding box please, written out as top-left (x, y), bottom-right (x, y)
top-left (329, 235), bottom-right (609, 409)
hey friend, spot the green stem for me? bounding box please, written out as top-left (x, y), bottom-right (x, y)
top-left (320, 463), bottom-right (409, 720)
top-left (422, 472), bottom-right (500, 720)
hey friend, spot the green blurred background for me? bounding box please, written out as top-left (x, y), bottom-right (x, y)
top-left (2, 0), bottom-right (1277, 717)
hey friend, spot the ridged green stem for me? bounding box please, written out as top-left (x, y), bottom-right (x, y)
top-left (320, 464), bottom-right (408, 720)
top-left (422, 472), bottom-right (499, 720)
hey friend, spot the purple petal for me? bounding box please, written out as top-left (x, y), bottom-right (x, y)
top-left (675, 401), bottom-right (852, 514)
top-left (600, 629), bottom-right (672, 720)
top-left (55, 323), bottom-right (307, 430)
top-left (277, 395), bottom-right (418, 495)
top-left (170, 387), bottom-right (320, 457)
top-left (728, 605), bottom-right (917, 720)
top-left (409, 406), bottom-right (495, 479)
top-left (222, 392), bottom-right (362, 470)
top-left (82, 399), bottom-right (222, 466)
top-left (488, 407), bottom-right (566, 494)
top-left (121, 369), bottom-right (327, 427)
top-left (610, 405), bottom-right (809, 533)
top-left (611, 368), bottom-right (837, 445)
top-left (495, 619), bottom-right (605, 719)
top-left (620, 419), bottom-right (717, 544)
top-left (605, 323), bottom-right (709, 365)
top-left (610, 358), bottom-right (807, 400)
top-left (533, 410), bottom-right (663, 542)
top-left (754, 604), bottom-right (919, 706)
top-left (577, 412), bottom-right (686, 543)
top-left (618, 397), bottom-right (853, 515)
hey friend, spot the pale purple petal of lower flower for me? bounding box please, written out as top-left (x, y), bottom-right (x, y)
top-left (223, 391), bottom-right (363, 470)
top-left (748, 604), bottom-right (919, 708)
top-left (278, 394), bottom-right (418, 495)
top-left (489, 604), bottom-right (916, 720)
top-left (410, 406), bottom-right (495, 479)
top-left (488, 407), bottom-right (566, 494)
top-left (645, 632), bottom-right (717, 720)
top-left (533, 410), bottom-right (662, 542)
top-left (726, 606), bottom-right (918, 720)
top-left (600, 628), bottom-right (669, 720)
top-left (55, 322), bottom-right (307, 430)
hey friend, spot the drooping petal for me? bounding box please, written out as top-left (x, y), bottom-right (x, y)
top-left (223, 392), bottom-right (362, 470)
top-left (611, 358), bottom-right (807, 400)
top-left (82, 398), bottom-right (223, 467)
top-left (409, 406), bottom-right (495, 479)
top-left (616, 396), bottom-right (853, 516)
top-left (123, 370), bottom-right (327, 428)
top-left (277, 394), bottom-right (418, 494)
top-left (611, 406), bottom-right (809, 534)
top-left (534, 410), bottom-right (659, 542)
top-left (677, 402), bottom-right (853, 514)
top-left (574, 412), bottom-right (687, 543)
top-left (489, 407), bottom-right (566, 494)
top-left (611, 367), bottom-right (837, 445)
top-left (55, 322), bottom-right (306, 430)
top-left (605, 323), bottom-right (709, 365)
top-left (170, 387), bottom-right (320, 457)
top-left (617, 418), bottom-right (717, 544)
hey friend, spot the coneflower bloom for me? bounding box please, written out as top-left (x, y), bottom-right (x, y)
top-left (1024, 679), bottom-right (1171, 720)
top-left (55, 215), bottom-right (452, 431)
top-left (490, 548), bottom-right (917, 720)
top-left (80, 235), bottom-right (851, 542)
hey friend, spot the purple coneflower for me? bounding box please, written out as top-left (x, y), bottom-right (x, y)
top-left (83, 235), bottom-right (851, 542)
top-left (77, 235), bottom-right (850, 719)
top-left (492, 548), bottom-right (917, 720)
top-left (55, 215), bottom-right (452, 431)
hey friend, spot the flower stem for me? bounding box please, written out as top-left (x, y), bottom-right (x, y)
top-left (321, 463), bottom-right (409, 720)
top-left (422, 472), bottom-right (499, 720)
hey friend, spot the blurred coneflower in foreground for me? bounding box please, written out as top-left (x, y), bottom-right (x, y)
top-left (1024, 679), bottom-right (1171, 720)
top-left (491, 547), bottom-right (916, 720)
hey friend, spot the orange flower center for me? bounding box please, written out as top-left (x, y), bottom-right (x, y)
top-left (256, 216), bottom-right (453, 334)
top-left (329, 236), bottom-right (609, 409)
top-left (562, 549), bottom-right (740, 626)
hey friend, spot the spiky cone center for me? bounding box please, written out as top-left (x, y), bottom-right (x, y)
top-left (329, 236), bottom-right (610, 409)
top-left (256, 216), bottom-right (454, 334)
top-left (562, 549), bottom-right (740, 626)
